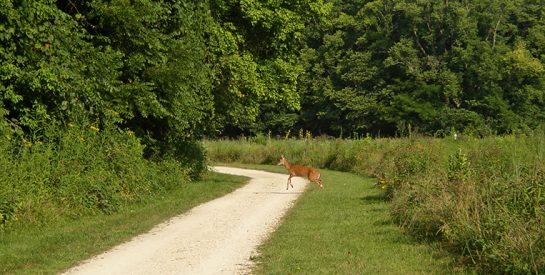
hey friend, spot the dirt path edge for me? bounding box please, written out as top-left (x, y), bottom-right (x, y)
top-left (62, 166), bottom-right (307, 275)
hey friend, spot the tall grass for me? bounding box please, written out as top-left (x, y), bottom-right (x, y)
top-left (0, 122), bottom-right (189, 229)
top-left (205, 136), bottom-right (545, 274)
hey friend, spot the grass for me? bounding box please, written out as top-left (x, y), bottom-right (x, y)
top-left (206, 138), bottom-right (545, 273)
top-left (0, 172), bottom-right (248, 275)
top-left (219, 163), bottom-right (465, 274)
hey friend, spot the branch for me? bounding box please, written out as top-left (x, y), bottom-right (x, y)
top-left (413, 29), bottom-right (427, 55)
top-left (492, 15), bottom-right (502, 49)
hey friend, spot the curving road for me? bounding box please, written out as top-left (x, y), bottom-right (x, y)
top-left (63, 166), bottom-right (307, 275)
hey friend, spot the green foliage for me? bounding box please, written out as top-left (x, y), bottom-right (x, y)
top-left (4, 0), bottom-right (545, 140)
top-left (1, 0), bottom-right (329, 190)
top-left (147, 138), bottom-right (208, 180)
top-left (289, 0), bottom-right (545, 137)
top-left (207, 0), bottom-right (329, 135)
top-left (0, 122), bottom-right (188, 228)
top-left (447, 149), bottom-right (470, 183)
top-left (206, 137), bottom-right (545, 273)
top-left (81, 0), bottom-right (214, 136)
top-left (0, 0), bottom-right (122, 126)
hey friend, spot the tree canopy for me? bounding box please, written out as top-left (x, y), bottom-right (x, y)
top-left (286, 0), bottom-right (545, 137)
top-left (2, 0), bottom-right (545, 141)
top-left (1, 0), bottom-right (327, 144)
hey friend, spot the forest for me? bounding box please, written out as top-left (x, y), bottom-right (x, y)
top-left (2, 1), bottom-right (545, 273)
top-left (2, 0), bottom-right (545, 143)
top-left (290, 0), bottom-right (545, 137)
top-left (2, 0), bottom-right (545, 213)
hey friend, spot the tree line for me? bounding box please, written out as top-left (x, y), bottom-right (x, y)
top-left (256, 0), bottom-right (545, 137)
top-left (0, 0), bottom-right (327, 159)
top-left (2, 0), bottom-right (545, 144)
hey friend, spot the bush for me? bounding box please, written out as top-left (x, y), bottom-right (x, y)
top-left (165, 140), bottom-right (208, 180)
top-left (0, 122), bottom-right (188, 228)
top-left (205, 136), bottom-right (545, 273)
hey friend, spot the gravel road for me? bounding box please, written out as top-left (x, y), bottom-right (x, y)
top-left (63, 166), bottom-right (306, 275)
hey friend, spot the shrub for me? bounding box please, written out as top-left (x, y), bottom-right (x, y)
top-left (0, 122), bottom-right (188, 228)
top-left (205, 136), bottom-right (545, 273)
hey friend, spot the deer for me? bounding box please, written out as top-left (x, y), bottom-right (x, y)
top-left (277, 155), bottom-right (324, 190)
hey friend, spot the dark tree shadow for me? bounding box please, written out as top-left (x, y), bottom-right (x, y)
top-left (360, 194), bottom-right (387, 203)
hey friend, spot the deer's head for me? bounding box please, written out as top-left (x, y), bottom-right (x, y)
top-left (277, 155), bottom-right (288, 166)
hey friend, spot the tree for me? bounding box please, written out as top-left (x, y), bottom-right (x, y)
top-left (0, 0), bottom-right (123, 135)
top-left (291, 0), bottom-right (545, 137)
top-left (207, 0), bottom-right (331, 136)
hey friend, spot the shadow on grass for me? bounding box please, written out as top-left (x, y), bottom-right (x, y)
top-left (359, 194), bottom-right (387, 203)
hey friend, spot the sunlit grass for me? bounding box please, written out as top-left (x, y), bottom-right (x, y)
top-left (0, 172), bottom-right (248, 275)
top-left (207, 137), bottom-right (545, 273)
top-left (226, 164), bottom-right (465, 274)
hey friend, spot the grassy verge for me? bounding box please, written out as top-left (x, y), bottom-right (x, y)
top-left (220, 163), bottom-right (465, 274)
top-left (206, 138), bottom-right (545, 273)
top-left (0, 172), bottom-right (247, 275)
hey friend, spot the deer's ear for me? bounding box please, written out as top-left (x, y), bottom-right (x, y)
top-left (281, 154), bottom-right (285, 159)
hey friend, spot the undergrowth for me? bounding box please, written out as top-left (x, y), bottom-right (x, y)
top-left (205, 136), bottom-right (545, 274)
top-left (0, 121), bottom-right (193, 229)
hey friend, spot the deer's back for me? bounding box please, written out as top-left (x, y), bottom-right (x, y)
top-left (289, 164), bottom-right (319, 178)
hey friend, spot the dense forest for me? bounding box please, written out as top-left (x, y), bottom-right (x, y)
top-left (264, 0), bottom-right (545, 137)
top-left (0, 0), bottom-right (327, 153)
top-left (2, 0), bottom-right (545, 141)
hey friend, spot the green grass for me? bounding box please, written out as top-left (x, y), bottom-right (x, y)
top-left (207, 138), bottom-right (545, 273)
top-left (0, 172), bottom-right (248, 275)
top-left (223, 164), bottom-right (465, 274)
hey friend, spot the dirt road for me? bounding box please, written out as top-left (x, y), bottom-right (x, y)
top-left (63, 166), bottom-right (307, 275)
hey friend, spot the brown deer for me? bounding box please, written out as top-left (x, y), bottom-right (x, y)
top-left (277, 155), bottom-right (324, 190)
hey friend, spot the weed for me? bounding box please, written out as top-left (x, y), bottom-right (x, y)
top-left (205, 136), bottom-right (545, 273)
top-left (0, 122), bottom-right (189, 229)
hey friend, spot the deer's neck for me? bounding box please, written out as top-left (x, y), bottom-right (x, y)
top-left (283, 161), bottom-right (292, 170)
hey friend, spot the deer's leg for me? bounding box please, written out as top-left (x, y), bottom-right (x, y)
top-left (289, 174), bottom-right (294, 188)
top-left (286, 175), bottom-right (293, 190)
top-left (316, 179), bottom-right (324, 188)
top-left (287, 174), bottom-right (294, 189)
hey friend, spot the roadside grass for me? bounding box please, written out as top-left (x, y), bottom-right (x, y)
top-left (221, 163), bottom-right (466, 274)
top-left (207, 138), bottom-right (545, 273)
top-left (0, 172), bottom-right (247, 275)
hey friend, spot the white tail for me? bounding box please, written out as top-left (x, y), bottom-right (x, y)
top-left (277, 155), bottom-right (323, 190)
